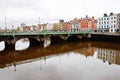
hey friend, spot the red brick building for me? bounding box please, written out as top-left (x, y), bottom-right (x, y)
top-left (79, 16), bottom-right (97, 29)
top-left (69, 16), bottom-right (97, 31)
top-left (23, 26), bottom-right (31, 32)
top-left (63, 22), bottom-right (71, 31)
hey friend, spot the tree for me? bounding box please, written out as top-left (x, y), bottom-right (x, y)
top-left (52, 23), bottom-right (59, 30)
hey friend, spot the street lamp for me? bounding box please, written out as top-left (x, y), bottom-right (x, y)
top-left (5, 17), bottom-right (7, 32)
top-left (38, 17), bottom-right (40, 25)
top-left (38, 17), bottom-right (41, 31)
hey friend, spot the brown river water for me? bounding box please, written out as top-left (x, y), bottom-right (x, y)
top-left (0, 41), bottom-right (120, 80)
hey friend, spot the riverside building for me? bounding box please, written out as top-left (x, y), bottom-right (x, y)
top-left (97, 13), bottom-right (120, 33)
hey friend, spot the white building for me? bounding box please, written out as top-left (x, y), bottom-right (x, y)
top-left (31, 25), bottom-right (37, 31)
top-left (45, 23), bottom-right (54, 31)
top-left (97, 13), bottom-right (120, 33)
top-left (109, 13), bottom-right (120, 32)
top-left (97, 15), bottom-right (109, 32)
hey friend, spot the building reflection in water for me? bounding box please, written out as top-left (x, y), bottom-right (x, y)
top-left (0, 41), bottom-right (120, 70)
top-left (75, 47), bottom-right (95, 58)
top-left (0, 42), bottom-right (88, 69)
top-left (96, 48), bottom-right (120, 65)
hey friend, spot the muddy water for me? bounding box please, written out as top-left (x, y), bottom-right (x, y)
top-left (0, 41), bottom-right (120, 80)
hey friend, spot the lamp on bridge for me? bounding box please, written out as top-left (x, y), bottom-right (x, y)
top-left (5, 17), bottom-right (7, 32)
top-left (38, 17), bottom-right (40, 25)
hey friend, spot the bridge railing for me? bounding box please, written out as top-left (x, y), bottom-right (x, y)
top-left (0, 30), bottom-right (89, 36)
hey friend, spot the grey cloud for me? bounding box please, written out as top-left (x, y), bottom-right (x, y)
top-left (0, 0), bottom-right (120, 29)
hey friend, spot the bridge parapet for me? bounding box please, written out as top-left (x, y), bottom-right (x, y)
top-left (0, 31), bottom-right (89, 36)
top-left (0, 31), bottom-right (90, 46)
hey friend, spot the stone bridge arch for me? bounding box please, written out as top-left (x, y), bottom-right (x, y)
top-left (0, 41), bottom-right (15, 51)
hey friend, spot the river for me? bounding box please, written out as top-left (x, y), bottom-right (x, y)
top-left (0, 41), bottom-right (120, 80)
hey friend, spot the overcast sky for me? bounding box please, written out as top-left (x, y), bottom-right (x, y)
top-left (0, 0), bottom-right (120, 29)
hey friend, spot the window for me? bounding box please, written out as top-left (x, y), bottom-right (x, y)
top-left (104, 25), bottom-right (106, 28)
top-left (107, 18), bottom-right (109, 20)
top-left (114, 17), bottom-right (116, 19)
top-left (99, 26), bottom-right (101, 28)
top-left (114, 25), bottom-right (116, 28)
top-left (111, 26), bottom-right (113, 28)
top-left (114, 21), bottom-right (116, 23)
top-left (111, 17), bottom-right (113, 19)
top-left (104, 18), bottom-right (106, 20)
top-left (89, 22), bottom-right (91, 25)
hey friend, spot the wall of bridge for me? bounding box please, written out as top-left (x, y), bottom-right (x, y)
top-left (0, 34), bottom-right (90, 51)
top-left (91, 34), bottom-right (120, 42)
top-left (2, 32), bottom-right (120, 51)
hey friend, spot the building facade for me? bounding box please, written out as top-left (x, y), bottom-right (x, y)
top-left (45, 23), bottom-right (54, 31)
top-left (22, 26), bottom-right (31, 32)
top-left (97, 15), bottom-right (110, 32)
top-left (79, 16), bottom-right (97, 31)
top-left (109, 13), bottom-right (120, 32)
top-left (97, 13), bottom-right (120, 33)
top-left (63, 22), bottom-right (71, 31)
top-left (70, 16), bottom-right (96, 32)
top-left (70, 19), bottom-right (80, 32)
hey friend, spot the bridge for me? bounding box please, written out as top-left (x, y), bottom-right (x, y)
top-left (0, 30), bottom-right (89, 36)
top-left (0, 30), bottom-right (89, 41)
top-left (0, 30), bottom-right (90, 49)
top-left (0, 30), bottom-right (120, 50)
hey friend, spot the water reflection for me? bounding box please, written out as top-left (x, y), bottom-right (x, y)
top-left (97, 48), bottom-right (120, 65)
top-left (0, 42), bottom-right (89, 68)
top-left (15, 38), bottom-right (30, 51)
top-left (0, 42), bottom-right (120, 68)
top-left (0, 41), bottom-right (120, 80)
top-left (0, 41), bottom-right (5, 51)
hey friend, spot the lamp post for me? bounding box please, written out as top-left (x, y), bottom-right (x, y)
top-left (38, 17), bottom-right (40, 25)
top-left (5, 17), bottom-right (7, 32)
top-left (12, 25), bottom-right (14, 32)
top-left (38, 17), bottom-right (41, 31)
